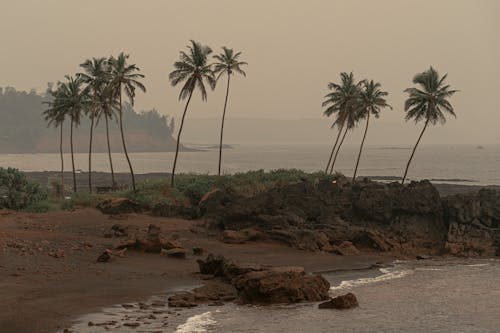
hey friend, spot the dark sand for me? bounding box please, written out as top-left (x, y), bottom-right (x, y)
top-left (0, 209), bottom-right (390, 333)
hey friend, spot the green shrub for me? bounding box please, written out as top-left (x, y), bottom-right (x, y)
top-left (0, 167), bottom-right (47, 210)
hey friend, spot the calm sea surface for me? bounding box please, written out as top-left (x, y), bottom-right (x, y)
top-left (1, 144), bottom-right (499, 185)
top-left (63, 259), bottom-right (500, 333)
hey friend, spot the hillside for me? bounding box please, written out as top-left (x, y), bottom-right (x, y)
top-left (0, 86), bottom-right (180, 153)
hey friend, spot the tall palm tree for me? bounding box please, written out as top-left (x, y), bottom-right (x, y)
top-left (43, 88), bottom-right (66, 197)
top-left (402, 67), bottom-right (458, 184)
top-left (168, 40), bottom-right (216, 186)
top-left (108, 53), bottom-right (146, 192)
top-left (54, 76), bottom-right (90, 192)
top-left (322, 72), bottom-right (361, 174)
top-left (78, 57), bottom-right (109, 193)
top-left (212, 47), bottom-right (247, 176)
top-left (352, 80), bottom-right (392, 182)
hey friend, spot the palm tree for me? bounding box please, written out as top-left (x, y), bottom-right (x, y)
top-left (168, 40), bottom-right (216, 186)
top-left (43, 88), bottom-right (66, 197)
top-left (78, 57), bottom-right (109, 193)
top-left (322, 72), bottom-right (361, 174)
top-left (53, 76), bottom-right (90, 192)
top-left (108, 53), bottom-right (146, 192)
top-left (402, 67), bottom-right (458, 184)
top-left (352, 80), bottom-right (392, 182)
top-left (212, 47), bottom-right (247, 176)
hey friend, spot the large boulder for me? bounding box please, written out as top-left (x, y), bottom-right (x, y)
top-left (97, 198), bottom-right (143, 215)
top-left (116, 224), bottom-right (184, 253)
top-left (318, 293), bottom-right (359, 309)
top-left (168, 281), bottom-right (237, 307)
top-left (232, 266), bottom-right (330, 304)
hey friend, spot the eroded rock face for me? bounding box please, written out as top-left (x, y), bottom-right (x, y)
top-left (97, 198), bottom-right (143, 215)
top-left (115, 224), bottom-right (186, 254)
top-left (443, 189), bottom-right (500, 256)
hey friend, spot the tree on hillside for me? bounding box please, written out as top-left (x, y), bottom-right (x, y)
top-left (78, 57), bottom-right (110, 193)
top-left (108, 53), bottom-right (146, 192)
top-left (212, 47), bottom-right (247, 176)
top-left (402, 67), bottom-right (458, 184)
top-left (352, 80), bottom-right (392, 182)
top-left (168, 40), bottom-right (216, 186)
top-left (323, 72), bottom-right (361, 174)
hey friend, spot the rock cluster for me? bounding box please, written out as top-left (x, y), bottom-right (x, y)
top-left (168, 254), bottom-right (330, 307)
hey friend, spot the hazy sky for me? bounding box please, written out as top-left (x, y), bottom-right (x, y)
top-left (1, 0), bottom-right (499, 144)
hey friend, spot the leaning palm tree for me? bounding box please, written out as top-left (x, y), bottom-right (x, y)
top-left (43, 88), bottom-right (66, 197)
top-left (168, 40), bottom-right (216, 186)
top-left (212, 47), bottom-right (247, 176)
top-left (352, 80), bottom-right (392, 182)
top-left (108, 53), bottom-right (146, 192)
top-left (402, 67), bottom-right (458, 184)
top-left (54, 76), bottom-right (90, 192)
top-left (78, 57), bottom-right (109, 193)
top-left (322, 72), bottom-right (361, 174)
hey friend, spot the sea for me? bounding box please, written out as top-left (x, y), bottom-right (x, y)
top-left (61, 259), bottom-right (500, 333)
top-left (1, 143), bottom-right (499, 185)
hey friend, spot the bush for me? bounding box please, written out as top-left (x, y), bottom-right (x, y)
top-left (0, 167), bottom-right (47, 210)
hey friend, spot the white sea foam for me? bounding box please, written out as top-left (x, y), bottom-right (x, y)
top-left (330, 267), bottom-right (413, 291)
top-left (175, 311), bottom-right (217, 333)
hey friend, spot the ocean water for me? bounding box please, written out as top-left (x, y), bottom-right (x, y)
top-left (62, 259), bottom-right (500, 333)
top-left (1, 144), bottom-right (499, 185)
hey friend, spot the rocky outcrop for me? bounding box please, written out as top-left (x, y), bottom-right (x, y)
top-left (115, 224), bottom-right (186, 254)
top-left (443, 189), bottom-right (500, 256)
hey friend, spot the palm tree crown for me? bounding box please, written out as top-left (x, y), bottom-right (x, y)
top-left (213, 47), bottom-right (247, 80)
top-left (356, 80), bottom-right (392, 119)
top-left (109, 52), bottom-right (146, 105)
top-left (169, 40), bottom-right (216, 100)
top-left (323, 72), bottom-right (361, 130)
top-left (404, 67), bottom-right (458, 125)
top-left (54, 75), bottom-right (90, 124)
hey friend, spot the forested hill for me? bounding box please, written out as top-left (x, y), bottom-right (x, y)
top-left (0, 87), bottom-right (179, 153)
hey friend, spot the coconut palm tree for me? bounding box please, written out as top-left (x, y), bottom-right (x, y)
top-left (78, 57), bottom-right (109, 193)
top-left (352, 80), bottom-right (392, 182)
top-left (43, 88), bottom-right (66, 196)
top-left (53, 76), bottom-right (90, 192)
top-left (322, 72), bottom-right (361, 174)
top-left (212, 47), bottom-right (247, 176)
top-left (168, 40), bottom-right (216, 186)
top-left (108, 53), bottom-right (146, 192)
top-left (402, 67), bottom-right (458, 184)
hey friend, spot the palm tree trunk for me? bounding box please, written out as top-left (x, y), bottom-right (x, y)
top-left (70, 118), bottom-right (77, 193)
top-left (402, 119), bottom-right (429, 184)
top-left (329, 126), bottom-right (349, 174)
top-left (59, 123), bottom-right (64, 197)
top-left (88, 115), bottom-right (94, 193)
top-left (352, 113), bottom-right (370, 183)
top-left (105, 113), bottom-right (116, 188)
top-left (118, 89), bottom-right (136, 192)
top-left (218, 74), bottom-right (231, 176)
top-left (171, 89), bottom-right (194, 187)
top-left (325, 123), bottom-right (344, 173)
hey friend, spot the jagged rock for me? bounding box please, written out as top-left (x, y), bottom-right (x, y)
top-left (115, 224), bottom-right (184, 253)
top-left (97, 250), bottom-right (112, 262)
top-left (96, 198), bottom-right (143, 215)
top-left (197, 254), bottom-right (265, 281)
top-left (330, 241), bottom-right (360, 256)
top-left (168, 281), bottom-right (237, 307)
top-left (318, 293), bottom-right (358, 309)
top-left (221, 230), bottom-right (247, 244)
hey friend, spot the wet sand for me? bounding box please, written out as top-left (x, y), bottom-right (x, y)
top-left (0, 209), bottom-right (390, 333)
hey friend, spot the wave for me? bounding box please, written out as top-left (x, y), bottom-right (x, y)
top-left (175, 311), bottom-right (217, 333)
top-left (330, 267), bottom-right (413, 292)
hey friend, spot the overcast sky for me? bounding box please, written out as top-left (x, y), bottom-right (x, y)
top-left (1, 0), bottom-right (499, 144)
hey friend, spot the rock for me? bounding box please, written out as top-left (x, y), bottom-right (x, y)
top-left (96, 198), bottom-right (143, 215)
top-left (232, 266), bottom-right (330, 304)
top-left (97, 250), bottom-right (112, 262)
top-left (168, 292), bottom-right (198, 308)
top-left (116, 224), bottom-right (183, 254)
top-left (197, 254), bottom-right (265, 281)
top-left (329, 241), bottom-right (360, 256)
top-left (192, 247), bottom-right (204, 255)
top-left (162, 248), bottom-right (187, 259)
top-left (318, 293), bottom-right (358, 309)
top-left (416, 254), bottom-right (431, 260)
top-left (221, 230), bottom-right (248, 244)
